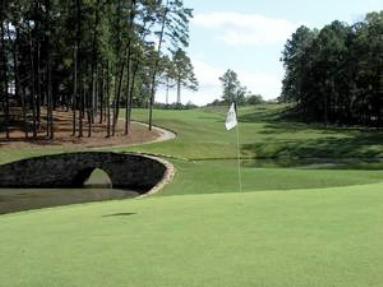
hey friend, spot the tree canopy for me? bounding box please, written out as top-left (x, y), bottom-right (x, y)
top-left (281, 11), bottom-right (383, 127)
top-left (219, 69), bottom-right (247, 105)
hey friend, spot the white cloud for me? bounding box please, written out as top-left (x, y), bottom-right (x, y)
top-left (156, 59), bottom-right (282, 106)
top-left (193, 59), bottom-right (222, 90)
top-left (237, 69), bottom-right (282, 99)
top-left (193, 12), bottom-right (299, 46)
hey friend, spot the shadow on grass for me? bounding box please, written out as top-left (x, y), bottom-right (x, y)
top-left (102, 212), bottom-right (137, 218)
top-left (242, 133), bottom-right (383, 159)
top-left (239, 105), bottom-right (383, 159)
top-left (240, 108), bottom-right (361, 134)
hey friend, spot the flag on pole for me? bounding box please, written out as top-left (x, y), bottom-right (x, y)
top-left (225, 103), bottom-right (238, 130)
top-left (225, 102), bottom-right (242, 192)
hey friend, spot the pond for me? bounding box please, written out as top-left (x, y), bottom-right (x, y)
top-left (0, 152), bottom-right (169, 214)
top-left (241, 157), bottom-right (383, 170)
top-left (0, 169), bottom-right (139, 214)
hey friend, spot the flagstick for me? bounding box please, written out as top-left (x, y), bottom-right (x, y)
top-left (236, 115), bottom-right (242, 193)
top-left (226, 102), bottom-right (242, 193)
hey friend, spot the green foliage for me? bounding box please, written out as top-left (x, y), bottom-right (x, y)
top-left (219, 69), bottom-right (247, 104)
top-left (281, 11), bottom-right (383, 127)
top-left (246, 94), bottom-right (264, 105)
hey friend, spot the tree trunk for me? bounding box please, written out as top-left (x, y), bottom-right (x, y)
top-left (166, 76), bottom-right (169, 105)
top-left (45, 0), bottom-right (54, 140)
top-left (106, 62), bottom-right (111, 137)
top-left (1, 19), bottom-right (9, 139)
top-left (87, 80), bottom-right (92, 137)
top-left (99, 64), bottom-right (104, 124)
top-left (113, 45), bottom-right (129, 136)
top-left (36, 40), bottom-right (41, 129)
top-left (94, 64), bottom-right (99, 121)
top-left (29, 23), bottom-right (37, 138)
top-left (126, 62), bottom-right (139, 134)
top-left (176, 77), bottom-right (181, 104)
top-left (124, 0), bottom-right (136, 135)
top-left (91, 0), bottom-right (100, 125)
top-left (73, 42), bottom-right (78, 136)
top-left (78, 77), bottom-right (84, 138)
top-left (148, 0), bottom-right (169, 131)
top-left (47, 45), bottom-right (54, 139)
top-left (124, 47), bottom-right (132, 135)
top-left (73, 0), bottom-right (81, 137)
top-left (12, 27), bottom-right (28, 139)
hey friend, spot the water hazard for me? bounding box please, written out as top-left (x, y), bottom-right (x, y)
top-left (0, 169), bottom-right (139, 214)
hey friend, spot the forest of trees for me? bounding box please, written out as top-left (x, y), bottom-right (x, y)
top-left (281, 11), bottom-right (383, 127)
top-left (0, 0), bottom-right (197, 140)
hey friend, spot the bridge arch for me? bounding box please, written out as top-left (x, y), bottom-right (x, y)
top-left (0, 152), bottom-right (169, 195)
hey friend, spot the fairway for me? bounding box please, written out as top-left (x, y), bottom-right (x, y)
top-left (1, 105), bottom-right (383, 286)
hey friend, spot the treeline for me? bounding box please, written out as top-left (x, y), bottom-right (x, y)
top-left (281, 11), bottom-right (383, 127)
top-left (154, 102), bottom-right (197, 110)
top-left (0, 0), bottom-right (197, 140)
top-left (207, 95), bottom-right (264, 108)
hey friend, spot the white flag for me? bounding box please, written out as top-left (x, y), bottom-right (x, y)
top-left (225, 103), bottom-right (238, 130)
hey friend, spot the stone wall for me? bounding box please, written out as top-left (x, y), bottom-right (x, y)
top-left (0, 152), bottom-right (167, 194)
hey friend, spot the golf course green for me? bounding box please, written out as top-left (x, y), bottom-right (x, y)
top-left (1, 104), bottom-right (383, 286)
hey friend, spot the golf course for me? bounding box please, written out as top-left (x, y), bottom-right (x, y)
top-left (1, 104), bottom-right (383, 287)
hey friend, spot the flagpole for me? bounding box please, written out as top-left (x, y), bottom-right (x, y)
top-left (235, 103), bottom-right (242, 193)
top-left (236, 122), bottom-right (242, 192)
top-left (226, 102), bottom-right (242, 193)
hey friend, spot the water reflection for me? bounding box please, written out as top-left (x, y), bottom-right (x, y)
top-left (0, 169), bottom-right (139, 215)
top-left (241, 158), bottom-right (383, 170)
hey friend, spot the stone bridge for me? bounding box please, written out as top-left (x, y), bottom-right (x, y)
top-left (0, 152), bottom-right (168, 194)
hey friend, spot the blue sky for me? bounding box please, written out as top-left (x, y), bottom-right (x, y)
top-left (157, 0), bottom-right (382, 105)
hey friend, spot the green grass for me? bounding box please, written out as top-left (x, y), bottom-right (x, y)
top-left (1, 183), bottom-right (383, 287)
top-left (162, 159), bottom-right (383, 196)
top-left (119, 105), bottom-right (383, 196)
top-left (126, 105), bottom-right (383, 160)
top-left (1, 104), bottom-right (383, 286)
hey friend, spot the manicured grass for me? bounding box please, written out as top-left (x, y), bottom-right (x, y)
top-left (127, 105), bottom-right (383, 160)
top-left (1, 183), bottom-right (383, 287)
top-left (1, 104), bottom-right (383, 286)
top-left (117, 105), bottom-right (383, 196)
top-left (160, 159), bottom-right (383, 196)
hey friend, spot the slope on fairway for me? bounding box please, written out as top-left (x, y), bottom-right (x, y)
top-left (127, 105), bottom-right (383, 160)
top-left (1, 183), bottom-right (382, 287)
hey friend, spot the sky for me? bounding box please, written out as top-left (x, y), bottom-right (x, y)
top-left (156, 0), bottom-right (382, 106)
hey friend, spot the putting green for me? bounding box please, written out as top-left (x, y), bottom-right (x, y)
top-left (0, 183), bottom-right (382, 287)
